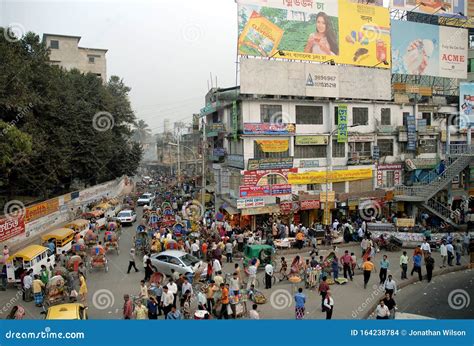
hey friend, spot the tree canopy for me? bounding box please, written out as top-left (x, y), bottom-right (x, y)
top-left (0, 29), bottom-right (142, 200)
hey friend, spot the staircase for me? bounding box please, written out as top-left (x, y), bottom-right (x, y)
top-left (394, 144), bottom-right (474, 227)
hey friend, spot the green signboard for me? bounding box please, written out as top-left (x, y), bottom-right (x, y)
top-left (337, 104), bottom-right (348, 143)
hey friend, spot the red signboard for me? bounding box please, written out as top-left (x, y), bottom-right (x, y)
top-left (239, 185), bottom-right (271, 198)
top-left (280, 201), bottom-right (300, 214)
top-left (242, 168), bottom-right (298, 185)
top-left (300, 200), bottom-right (320, 210)
top-left (0, 215), bottom-right (25, 242)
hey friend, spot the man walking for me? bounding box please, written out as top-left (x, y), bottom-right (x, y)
top-left (127, 248), bottom-right (139, 273)
top-left (383, 293), bottom-right (396, 319)
top-left (265, 262), bottom-right (274, 289)
top-left (225, 241), bottom-right (233, 263)
top-left (294, 287), bottom-right (306, 320)
top-left (383, 275), bottom-right (397, 297)
top-left (375, 299), bottom-right (390, 319)
top-left (399, 251), bottom-right (408, 280)
top-left (379, 255), bottom-right (389, 285)
top-left (323, 289), bottom-right (334, 320)
top-left (23, 269), bottom-right (33, 302)
top-left (161, 286), bottom-right (174, 319)
top-left (340, 250), bottom-right (353, 281)
top-left (318, 276), bottom-right (329, 312)
top-left (425, 252), bottom-right (435, 282)
top-left (362, 257), bottom-right (375, 289)
top-left (123, 294), bottom-right (133, 319)
top-left (446, 242), bottom-right (455, 266)
top-left (439, 241), bottom-right (447, 268)
top-left (411, 252), bottom-right (422, 281)
top-left (455, 240), bottom-right (462, 265)
top-left (219, 283), bottom-right (229, 319)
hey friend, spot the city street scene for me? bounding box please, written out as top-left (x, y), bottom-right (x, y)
top-left (1, 0), bottom-right (474, 323)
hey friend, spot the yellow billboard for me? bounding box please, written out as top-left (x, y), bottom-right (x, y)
top-left (288, 168), bottom-right (373, 185)
top-left (25, 198), bottom-right (60, 224)
top-left (295, 135), bottom-right (328, 145)
top-left (256, 139), bottom-right (289, 153)
top-left (237, 0), bottom-right (390, 68)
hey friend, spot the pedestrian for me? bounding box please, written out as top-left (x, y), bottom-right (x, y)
top-left (425, 252), bottom-right (435, 282)
top-left (361, 237), bottom-right (368, 257)
top-left (362, 257), bottom-right (374, 289)
top-left (0, 265), bottom-right (7, 291)
top-left (219, 283), bottom-right (229, 319)
top-left (249, 303), bottom-right (260, 319)
top-left (383, 275), bottom-right (397, 297)
top-left (191, 241), bottom-right (200, 258)
top-left (229, 272), bottom-right (240, 296)
top-left (143, 252), bottom-right (149, 271)
top-left (439, 241), bottom-right (447, 268)
top-left (318, 276), bottom-right (329, 312)
top-left (139, 280), bottom-right (149, 303)
top-left (400, 251), bottom-right (408, 280)
top-left (212, 257), bottom-right (222, 275)
top-left (182, 290), bottom-right (192, 319)
top-left (246, 259), bottom-right (258, 290)
top-left (39, 265), bottom-right (49, 286)
top-left (375, 299), bottom-right (390, 319)
top-left (279, 257), bottom-right (288, 281)
top-left (147, 296), bottom-right (158, 319)
top-left (379, 255), bottom-right (389, 285)
top-left (265, 262), bottom-right (274, 289)
top-left (331, 255), bottom-right (339, 280)
top-left (127, 248), bottom-right (139, 273)
top-left (340, 250), bottom-right (353, 281)
top-left (350, 252), bottom-right (357, 276)
top-left (323, 289), bottom-right (334, 320)
top-left (166, 305), bottom-right (182, 319)
top-left (294, 287), bottom-right (306, 320)
top-left (22, 270), bottom-right (33, 302)
top-left (206, 281), bottom-right (218, 314)
top-left (462, 231), bottom-right (470, 255)
top-left (446, 242), bottom-right (455, 266)
top-left (123, 294), bottom-right (133, 319)
top-left (79, 272), bottom-right (88, 306)
top-left (455, 240), bottom-right (462, 265)
top-left (421, 239), bottom-right (431, 262)
top-left (225, 241), bottom-right (233, 263)
top-left (234, 262), bottom-right (241, 281)
top-left (161, 286), bottom-right (174, 319)
top-left (134, 299), bottom-right (148, 320)
top-left (2, 245), bottom-right (9, 264)
top-left (411, 252), bottom-right (422, 281)
top-left (32, 275), bottom-right (45, 307)
top-left (144, 258), bottom-right (154, 282)
top-left (383, 293), bottom-right (396, 320)
top-left (167, 278), bottom-right (178, 307)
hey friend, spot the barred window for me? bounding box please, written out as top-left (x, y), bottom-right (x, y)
top-left (332, 140), bottom-right (345, 158)
top-left (294, 145), bottom-right (326, 158)
top-left (353, 107), bottom-right (369, 125)
top-left (378, 139), bottom-right (394, 157)
top-left (260, 104), bottom-right (282, 123)
top-left (349, 142), bottom-right (371, 157)
top-left (296, 105), bottom-right (323, 125)
top-left (381, 108), bottom-right (391, 125)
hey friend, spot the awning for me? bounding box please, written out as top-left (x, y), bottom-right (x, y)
top-left (224, 205), bottom-right (240, 215)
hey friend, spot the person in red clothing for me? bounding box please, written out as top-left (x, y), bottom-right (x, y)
top-left (318, 276), bottom-right (329, 312)
top-left (340, 250), bottom-right (353, 281)
top-left (123, 294), bottom-right (133, 319)
top-left (201, 242), bottom-right (208, 261)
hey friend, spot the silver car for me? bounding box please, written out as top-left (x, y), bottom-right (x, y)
top-left (149, 250), bottom-right (205, 277)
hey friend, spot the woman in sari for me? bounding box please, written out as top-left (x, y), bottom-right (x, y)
top-left (290, 256), bottom-right (303, 276)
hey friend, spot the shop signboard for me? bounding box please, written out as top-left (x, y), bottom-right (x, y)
top-left (396, 218), bottom-right (415, 228)
top-left (25, 198), bottom-right (60, 224)
top-left (300, 200), bottom-right (320, 210)
top-left (271, 184), bottom-right (292, 195)
top-left (288, 168), bottom-right (372, 185)
top-left (337, 105), bottom-right (348, 143)
top-left (237, 197), bottom-right (265, 209)
top-left (295, 136), bottom-right (328, 146)
top-left (243, 123), bottom-right (295, 135)
top-left (299, 159), bottom-right (319, 168)
top-left (247, 157), bottom-right (294, 170)
top-left (0, 215), bottom-right (25, 242)
top-left (227, 154), bottom-right (245, 169)
top-left (406, 115), bottom-right (417, 151)
top-left (319, 191), bottom-right (336, 203)
top-left (255, 140), bottom-right (289, 153)
top-left (239, 185), bottom-right (271, 198)
top-left (242, 168), bottom-right (297, 185)
top-left (241, 205), bottom-right (280, 216)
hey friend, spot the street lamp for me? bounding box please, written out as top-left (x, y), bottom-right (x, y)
top-left (324, 124), bottom-right (361, 225)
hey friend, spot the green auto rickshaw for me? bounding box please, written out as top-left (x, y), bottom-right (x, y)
top-left (243, 244), bottom-right (275, 268)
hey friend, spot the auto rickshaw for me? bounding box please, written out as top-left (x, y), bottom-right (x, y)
top-left (64, 219), bottom-right (90, 237)
top-left (44, 275), bottom-right (69, 307)
top-left (242, 244), bottom-right (275, 268)
top-left (41, 228), bottom-right (75, 255)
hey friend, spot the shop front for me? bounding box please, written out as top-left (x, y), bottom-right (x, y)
top-left (240, 204), bottom-right (281, 231)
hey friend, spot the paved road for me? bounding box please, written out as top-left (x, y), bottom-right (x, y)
top-left (394, 270), bottom-right (474, 319)
top-left (1, 206), bottom-right (471, 320)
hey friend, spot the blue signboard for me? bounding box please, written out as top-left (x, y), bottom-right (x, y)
top-left (407, 115), bottom-right (417, 151)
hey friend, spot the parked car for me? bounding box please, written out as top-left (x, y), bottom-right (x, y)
top-left (116, 210), bottom-right (137, 225)
top-left (150, 250), bottom-right (206, 278)
top-left (137, 192), bottom-right (155, 206)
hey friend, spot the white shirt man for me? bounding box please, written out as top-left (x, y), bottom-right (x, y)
top-left (143, 254), bottom-right (149, 268)
top-left (225, 242), bottom-right (233, 254)
top-left (191, 242), bottom-right (199, 254)
top-left (229, 277), bottom-right (240, 292)
top-left (384, 278), bottom-right (397, 295)
top-left (249, 307), bottom-right (260, 320)
top-left (247, 262), bottom-right (258, 289)
top-left (446, 243), bottom-right (454, 254)
top-left (167, 281), bottom-right (178, 296)
top-left (358, 227), bottom-right (364, 239)
top-left (376, 302), bottom-right (390, 318)
top-left (23, 273), bottom-right (33, 289)
top-left (290, 224), bottom-right (296, 236)
top-left (323, 295), bottom-right (334, 311)
top-left (182, 280), bottom-right (193, 295)
top-left (421, 242), bottom-right (431, 253)
top-left (139, 283), bottom-right (149, 300)
top-left (248, 235), bottom-right (255, 245)
top-left (212, 259), bottom-right (222, 274)
top-left (265, 263), bottom-right (274, 276)
top-left (161, 288), bottom-right (174, 307)
top-left (440, 243), bottom-right (447, 267)
top-left (332, 219), bottom-right (339, 231)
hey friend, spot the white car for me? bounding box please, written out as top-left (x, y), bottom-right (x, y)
top-left (150, 250), bottom-right (206, 278)
top-left (137, 192), bottom-right (154, 206)
top-left (116, 210), bottom-right (137, 225)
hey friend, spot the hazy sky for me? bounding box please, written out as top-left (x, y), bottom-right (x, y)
top-left (1, 0), bottom-right (238, 133)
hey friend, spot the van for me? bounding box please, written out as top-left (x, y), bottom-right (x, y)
top-left (41, 228), bottom-right (75, 255)
top-left (6, 245), bottom-right (55, 284)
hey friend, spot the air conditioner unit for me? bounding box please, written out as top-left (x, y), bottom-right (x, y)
top-left (419, 139), bottom-right (426, 145)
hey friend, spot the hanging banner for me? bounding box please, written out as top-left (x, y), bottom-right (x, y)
top-left (337, 105), bottom-right (348, 143)
top-left (459, 82), bottom-right (474, 130)
top-left (0, 215), bottom-right (25, 242)
top-left (295, 136), bottom-right (328, 145)
top-left (237, 197), bottom-right (265, 209)
top-left (232, 101), bottom-right (239, 140)
top-left (247, 157), bottom-right (294, 170)
top-left (25, 198), bottom-right (60, 224)
top-left (244, 123), bottom-right (295, 135)
top-left (255, 139), bottom-right (289, 153)
top-left (406, 115), bottom-right (417, 151)
top-left (242, 168), bottom-right (298, 185)
top-left (288, 168), bottom-right (373, 185)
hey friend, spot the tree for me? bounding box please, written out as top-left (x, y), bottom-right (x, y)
top-left (133, 119), bottom-right (152, 144)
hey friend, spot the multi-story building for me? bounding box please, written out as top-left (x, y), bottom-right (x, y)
top-left (201, 59), bottom-right (472, 230)
top-left (42, 33), bottom-right (107, 82)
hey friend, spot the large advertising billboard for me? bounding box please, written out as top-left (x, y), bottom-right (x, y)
top-left (390, 0), bottom-right (466, 16)
top-left (237, 0), bottom-right (391, 68)
top-left (459, 83), bottom-right (474, 130)
top-left (391, 20), bottom-right (468, 79)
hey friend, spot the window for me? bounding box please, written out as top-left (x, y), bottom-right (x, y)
top-left (399, 142), bottom-right (410, 154)
top-left (469, 35), bottom-right (474, 49)
top-left (307, 184), bottom-right (321, 191)
top-left (332, 140), bottom-right (345, 158)
top-left (349, 142), bottom-right (371, 157)
top-left (468, 58), bottom-right (474, 73)
top-left (402, 112), bottom-right (410, 126)
top-left (260, 104), bottom-right (282, 123)
top-left (332, 182), bottom-right (345, 193)
top-left (88, 56), bottom-right (95, 63)
top-left (254, 141), bottom-right (289, 159)
top-left (378, 139), bottom-right (394, 157)
top-left (386, 171), bottom-right (395, 187)
top-left (50, 40), bottom-right (59, 49)
top-left (229, 139), bottom-right (243, 155)
top-left (381, 108), bottom-right (391, 125)
top-left (294, 145), bottom-right (326, 158)
top-left (353, 107), bottom-right (369, 125)
top-left (334, 106), bottom-right (339, 125)
top-left (422, 112), bottom-right (431, 126)
top-left (295, 105), bottom-right (323, 125)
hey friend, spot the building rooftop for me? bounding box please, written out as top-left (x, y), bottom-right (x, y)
top-left (42, 33), bottom-right (81, 42)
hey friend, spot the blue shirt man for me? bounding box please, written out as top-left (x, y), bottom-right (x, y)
top-left (413, 254), bottom-right (422, 267)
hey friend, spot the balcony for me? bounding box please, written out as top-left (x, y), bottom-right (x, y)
top-left (206, 123), bottom-right (226, 137)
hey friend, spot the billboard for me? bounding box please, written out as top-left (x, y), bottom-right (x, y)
top-left (391, 20), bottom-right (468, 79)
top-left (295, 135), bottom-right (328, 145)
top-left (288, 168), bottom-right (373, 184)
top-left (390, 0), bottom-right (466, 16)
top-left (337, 104), bottom-right (348, 143)
top-left (247, 157), bottom-right (294, 170)
top-left (239, 184), bottom-right (292, 197)
top-left (460, 83), bottom-right (474, 130)
top-left (244, 123), bottom-right (295, 135)
top-left (255, 139), bottom-right (289, 152)
top-left (237, 0), bottom-right (391, 68)
top-left (0, 215), bottom-right (25, 242)
top-left (240, 58), bottom-right (391, 100)
top-left (243, 168), bottom-right (298, 185)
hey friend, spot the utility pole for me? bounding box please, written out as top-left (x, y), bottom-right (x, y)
top-left (201, 119), bottom-right (206, 209)
top-left (177, 132), bottom-right (181, 187)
